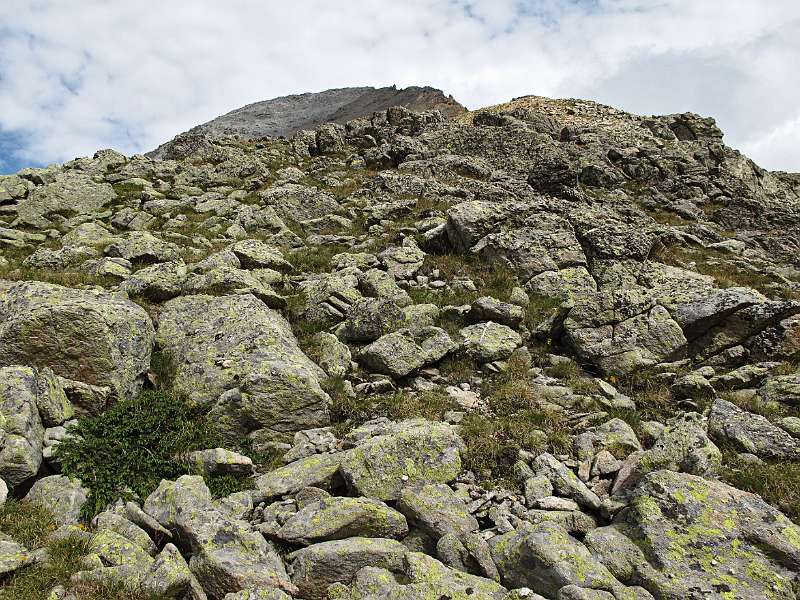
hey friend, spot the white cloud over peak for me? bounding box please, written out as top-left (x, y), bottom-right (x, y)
top-left (0, 0), bottom-right (798, 172)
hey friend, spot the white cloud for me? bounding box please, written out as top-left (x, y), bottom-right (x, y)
top-left (0, 0), bottom-right (798, 171)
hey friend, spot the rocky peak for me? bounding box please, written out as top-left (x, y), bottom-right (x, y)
top-left (148, 85), bottom-right (466, 160)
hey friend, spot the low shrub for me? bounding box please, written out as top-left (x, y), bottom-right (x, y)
top-left (55, 390), bottom-right (251, 517)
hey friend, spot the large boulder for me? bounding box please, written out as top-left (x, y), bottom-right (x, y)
top-left (708, 398), bottom-right (800, 460)
top-left (24, 475), bottom-right (88, 526)
top-left (564, 290), bottom-right (686, 376)
top-left (358, 327), bottom-right (456, 378)
top-left (0, 366), bottom-right (45, 487)
top-left (144, 475), bottom-right (294, 599)
top-left (276, 496), bottom-right (408, 545)
top-left (586, 470), bottom-right (800, 600)
top-left (0, 281), bottom-right (154, 400)
top-left (15, 172), bottom-right (115, 228)
top-left (339, 420), bottom-right (463, 501)
top-left (156, 294), bottom-right (329, 440)
top-left (489, 521), bottom-right (634, 598)
top-left (288, 537), bottom-right (408, 600)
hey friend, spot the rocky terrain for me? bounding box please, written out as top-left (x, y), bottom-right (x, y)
top-left (148, 86), bottom-right (466, 160)
top-left (0, 89), bottom-right (799, 600)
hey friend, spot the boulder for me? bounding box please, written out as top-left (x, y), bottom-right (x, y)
top-left (339, 420), bottom-right (463, 501)
top-left (359, 327), bottom-right (456, 378)
top-left (24, 475), bottom-right (88, 526)
top-left (16, 172), bottom-right (115, 228)
top-left (288, 537), bottom-right (407, 600)
top-left (468, 296), bottom-right (524, 328)
top-left (340, 297), bottom-right (404, 342)
top-left (490, 521), bottom-right (628, 598)
top-left (0, 281), bottom-right (155, 400)
top-left (586, 470), bottom-right (800, 600)
top-left (119, 260), bottom-right (188, 301)
top-left (612, 413), bottom-right (720, 495)
top-left (255, 452), bottom-right (345, 498)
top-left (396, 483), bottom-right (478, 542)
top-left (458, 322), bottom-right (522, 362)
top-left (0, 366), bottom-right (45, 487)
top-left (276, 496), bottom-right (408, 545)
top-left (104, 231), bottom-right (180, 264)
top-left (708, 398), bottom-right (800, 460)
top-left (230, 239), bottom-right (293, 272)
top-left (156, 294), bottom-right (329, 440)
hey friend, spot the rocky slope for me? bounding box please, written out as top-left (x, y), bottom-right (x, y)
top-left (0, 93), bottom-right (799, 600)
top-left (148, 86), bottom-right (466, 160)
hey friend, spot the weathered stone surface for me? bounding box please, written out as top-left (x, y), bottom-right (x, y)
top-left (141, 543), bottom-right (193, 598)
top-left (144, 475), bottom-right (294, 599)
top-left (490, 521), bottom-right (627, 598)
top-left (612, 413), bottom-right (721, 495)
top-left (468, 296), bottom-right (524, 328)
top-left (313, 332), bottom-right (351, 377)
top-left (340, 297), bottom-right (404, 342)
top-left (255, 452), bottom-right (345, 498)
top-left (339, 420), bottom-right (463, 501)
top-left (459, 322), bottom-right (522, 362)
top-left (230, 239), bottom-right (293, 272)
top-left (335, 552), bottom-right (508, 600)
top-left (105, 230), bottom-right (180, 264)
top-left (760, 374), bottom-right (800, 405)
top-left (288, 537), bottom-right (408, 599)
top-left (16, 172), bottom-right (115, 228)
top-left (156, 294), bottom-right (329, 440)
top-left (276, 496), bottom-right (408, 545)
top-left (587, 470), bottom-right (800, 600)
top-left (708, 398), bottom-right (800, 460)
top-left (24, 475), bottom-right (88, 526)
top-left (0, 281), bottom-right (154, 399)
top-left (0, 366), bottom-right (45, 487)
top-left (359, 327), bottom-right (456, 378)
top-left (183, 448), bottom-right (255, 477)
top-left (0, 535), bottom-right (32, 577)
top-left (397, 483), bottom-right (478, 541)
top-left (119, 260), bottom-right (188, 301)
top-left (92, 511), bottom-right (157, 555)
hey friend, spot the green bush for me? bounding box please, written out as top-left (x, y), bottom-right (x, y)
top-left (55, 391), bottom-right (251, 517)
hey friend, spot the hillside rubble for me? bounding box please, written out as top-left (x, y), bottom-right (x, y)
top-left (0, 92), bottom-right (799, 600)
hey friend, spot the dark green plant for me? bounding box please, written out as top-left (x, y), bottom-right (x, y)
top-left (55, 391), bottom-right (249, 516)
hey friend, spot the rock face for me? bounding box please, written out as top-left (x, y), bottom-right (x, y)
top-left (156, 294), bottom-right (330, 440)
top-left (149, 85), bottom-right (466, 160)
top-left (0, 281), bottom-right (154, 400)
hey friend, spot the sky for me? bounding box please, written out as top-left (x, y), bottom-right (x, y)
top-left (0, 0), bottom-right (798, 174)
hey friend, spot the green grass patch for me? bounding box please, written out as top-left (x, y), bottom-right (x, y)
top-left (720, 451), bottom-right (800, 524)
top-left (0, 499), bottom-right (59, 549)
top-left (55, 390), bottom-right (251, 517)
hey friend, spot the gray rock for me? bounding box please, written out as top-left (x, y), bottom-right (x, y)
top-left (0, 535), bottom-right (32, 577)
top-left (276, 496), bottom-right (408, 545)
top-left (104, 230), bottom-right (180, 264)
top-left (396, 483), bottom-right (478, 542)
top-left (490, 521), bottom-right (627, 598)
top-left (468, 296), bottom-right (524, 328)
top-left (0, 281), bottom-right (155, 399)
top-left (340, 297), bottom-right (404, 342)
top-left (459, 322), bottom-right (522, 363)
top-left (119, 260), bottom-right (188, 301)
top-left (312, 332), bottom-right (351, 377)
top-left (16, 172), bottom-right (115, 228)
top-left (339, 420), bottom-right (463, 501)
top-left (24, 475), bottom-right (88, 526)
top-left (92, 511), bottom-right (157, 555)
top-left (156, 294), bottom-right (329, 441)
top-left (0, 366), bottom-right (45, 488)
top-left (612, 412), bottom-right (721, 495)
top-left (288, 537), bottom-right (408, 600)
top-left (183, 448), bottom-right (255, 477)
top-left (358, 268), bottom-right (412, 307)
top-left (141, 543), bottom-right (193, 599)
top-left (230, 239), bottom-right (293, 272)
top-left (359, 327), bottom-right (456, 378)
top-left (708, 398), bottom-right (800, 460)
top-left (256, 452), bottom-right (345, 498)
top-left (532, 453), bottom-right (602, 511)
top-left (586, 470), bottom-right (800, 600)
top-left (760, 374), bottom-right (800, 405)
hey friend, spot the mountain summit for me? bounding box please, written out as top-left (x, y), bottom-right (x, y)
top-left (148, 85), bottom-right (466, 159)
